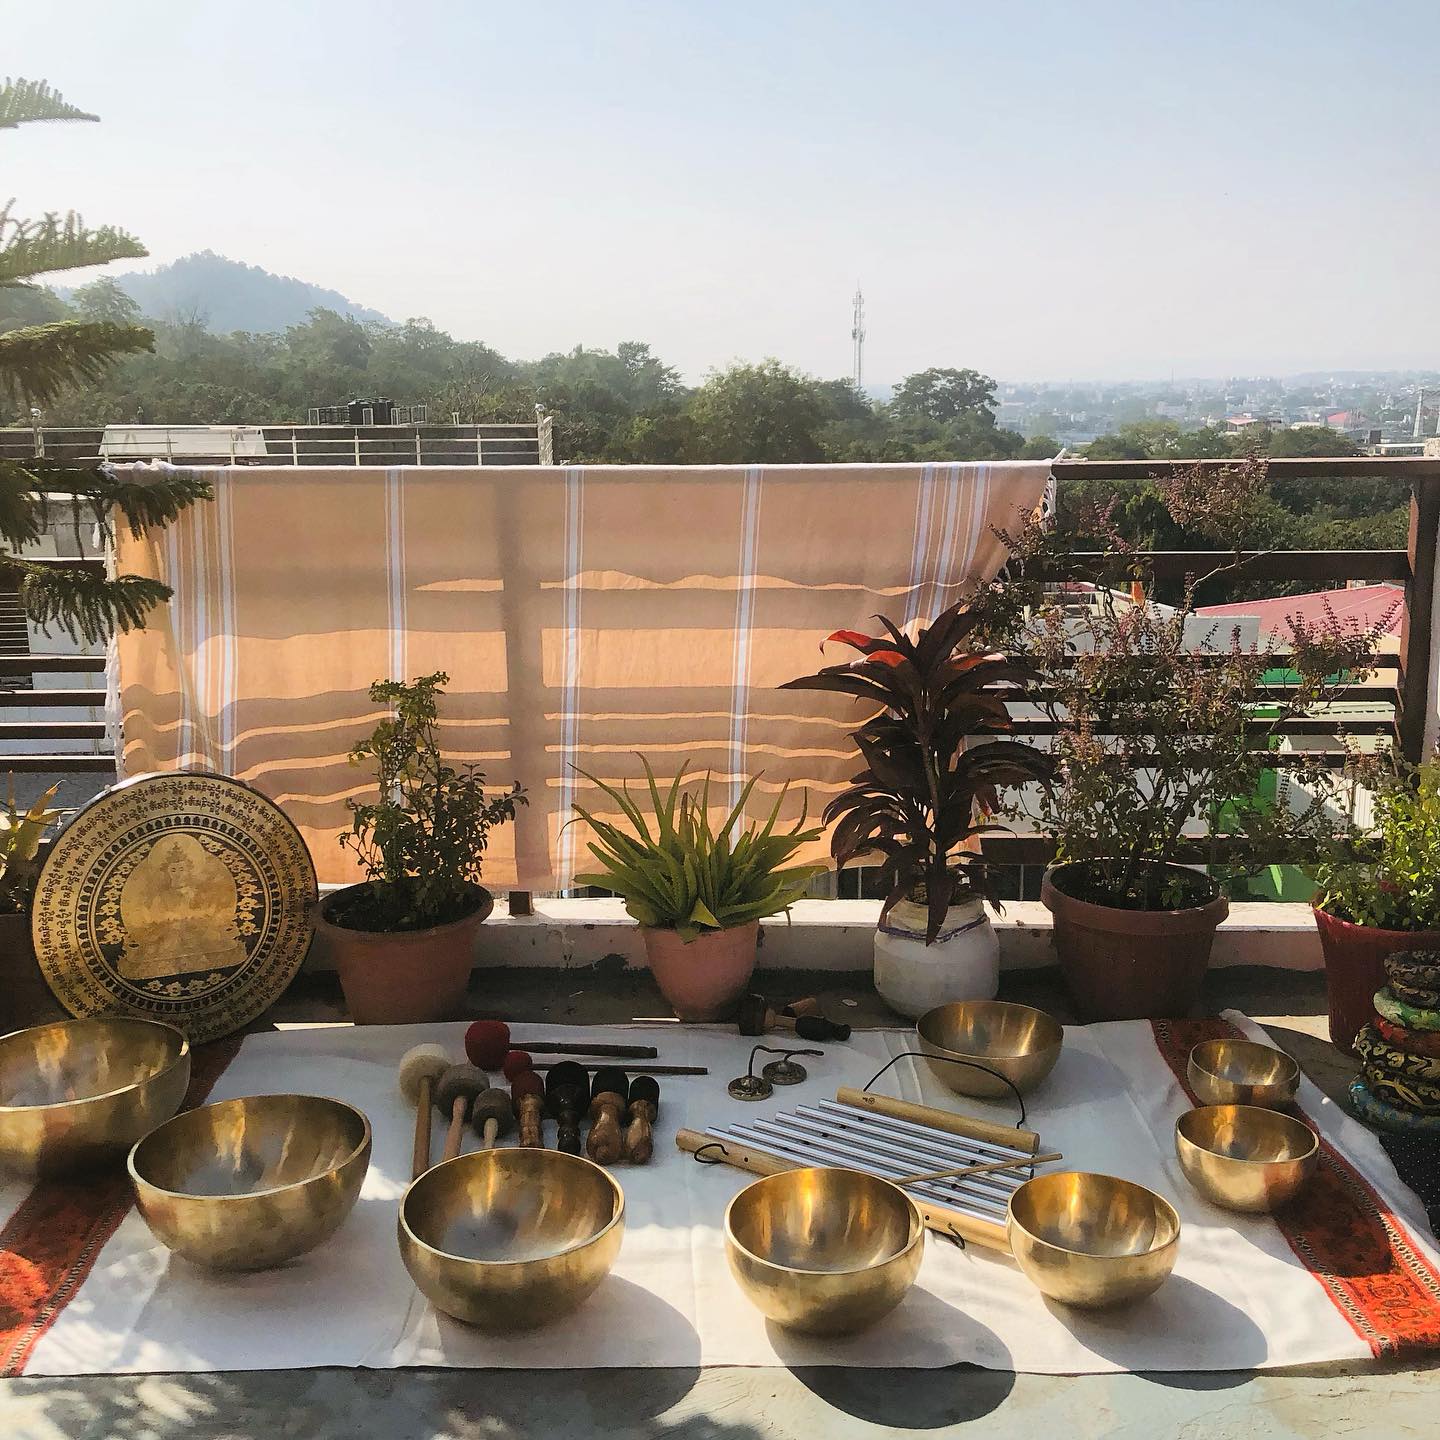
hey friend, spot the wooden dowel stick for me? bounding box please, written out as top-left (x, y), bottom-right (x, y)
top-left (835, 1086), bottom-right (1041, 1155)
top-left (895, 1151), bottom-right (1063, 1186)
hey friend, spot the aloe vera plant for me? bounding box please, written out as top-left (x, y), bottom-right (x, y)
top-left (572, 760), bottom-right (826, 942)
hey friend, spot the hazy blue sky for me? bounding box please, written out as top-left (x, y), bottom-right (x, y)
top-left (6, 1), bottom-right (1436, 383)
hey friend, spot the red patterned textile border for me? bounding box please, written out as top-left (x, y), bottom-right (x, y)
top-left (0, 1035), bottom-right (243, 1376)
top-left (1152, 1017), bottom-right (1440, 1358)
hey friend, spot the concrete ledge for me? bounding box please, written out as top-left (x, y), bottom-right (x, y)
top-left (306, 896), bottom-right (1323, 973)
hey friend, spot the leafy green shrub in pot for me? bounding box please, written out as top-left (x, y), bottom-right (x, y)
top-left (1311, 757), bottom-right (1440, 1052)
top-left (0, 778), bottom-right (66, 1029)
top-left (572, 759), bottom-right (824, 1020)
top-left (979, 458), bottom-right (1390, 1021)
top-left (319, 672), bottom-right (526, 1023)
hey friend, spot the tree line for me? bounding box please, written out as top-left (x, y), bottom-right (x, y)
top-left (8, 288), bottom-right (1408, 556)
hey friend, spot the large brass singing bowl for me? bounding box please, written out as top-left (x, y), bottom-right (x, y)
top-left (129, 1093), bottom-right (370, 1270)
top-left (1007, 1171), bottom-right (1180, 1308)
top-left (1175, 1104), bottom-right (1318, 1214)
top-left (1187, 1039), bottom-right (1299, 1109)
top-left (0, 1017), bottom-right (190, 1180)
top-left (399, 1148), bottom-right (625, 1329)
top-left (917, 1000), bottom-right (1063, 1098)
top-left (725, 1167), bottom-right (924, 1335)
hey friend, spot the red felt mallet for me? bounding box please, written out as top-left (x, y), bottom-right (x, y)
top-left (464, 1019), bottom-right (657, 1068)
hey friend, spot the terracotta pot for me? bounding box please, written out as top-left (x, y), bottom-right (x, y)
top-left (0, 910), bottom-right (67, 1034)
top-left (641, 921), bottom-right (759, 1021)
top-left (318, 884), bottom-right (493, 1025)
top-left (1041, 863), bottom-right (1229, 1022)
top-left (1311, 905), bottom-right (1440, 1055)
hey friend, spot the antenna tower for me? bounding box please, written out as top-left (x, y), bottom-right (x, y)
top-left (851, 284), bottom-right (865, 391)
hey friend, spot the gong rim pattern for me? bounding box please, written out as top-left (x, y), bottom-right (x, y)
top-left (31, 772), bottom-right (315, 1043)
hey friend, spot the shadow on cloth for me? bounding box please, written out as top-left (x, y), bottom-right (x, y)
top-left (1038, 1274), bottom-right (1266, 1380)
top-left (767, 1286), bottom-right (1015, 1428)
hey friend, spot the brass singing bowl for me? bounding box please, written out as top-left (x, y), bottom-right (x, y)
top-left (1175, 1104), bottom-right (1318, 1214)
top-left (725, 1167), bottom-right (924, 1335)
top-left (1187, 1039), bottom-right (1299, 1109)
top-left (1007, 1171), bottom-right (1180, 1308)
top-left (0, 1017), bottom-right (190, 1180)
top-left (129, 1093), bottom-right (370, 1270)
top-left (917, 1000), bottom-right (1063, 1098)
top-left (399, 1148), bottom-right (625, 1329)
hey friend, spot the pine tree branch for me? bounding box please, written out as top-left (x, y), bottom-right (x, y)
top-left (0, 79), bottom-right (98, 129)
top-left (11, 564), bottom-right (173, 644)
top-left (0, 319), bottom-right (154, 405)
top-left (0, 208), bottom-right (148, 285)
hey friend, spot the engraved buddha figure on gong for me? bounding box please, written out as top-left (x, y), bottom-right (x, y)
top-left (117, 834), bottom-right (246, 980)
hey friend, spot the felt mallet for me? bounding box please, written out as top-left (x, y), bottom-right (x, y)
top-left (586, 1067), bottom-right (629, 1165)
top-left (398, 1043), bottom-right (452, 1180)
top-left (623, 1075), bottom-right (660, 1164)
top-left (511, 1069), bottom-right (546, 1147)
top-left (434, 1063), bottom-right (489, 1162)
top-left (545, 1060), bottom-right (589, 1155)
top-left (470, 1087), bottom-right (515, 1150)
top-left (464, 1019), bottom-right (657, 1068)
top-left (736, 993), bottom-right (851, 1042)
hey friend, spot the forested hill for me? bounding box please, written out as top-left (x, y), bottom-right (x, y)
top-left (61, 252), bottom-right (391, 334)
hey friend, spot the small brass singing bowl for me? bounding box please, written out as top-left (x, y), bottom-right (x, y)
top-left (399, 1148), bottom-right (625, 1329)
top-left (724, 1167), bottom-right (924, 1335)
top-left (0, 1017), bottom-right (190, 1180)
top-left (129, 1094), bottom-right (371, 1270)
top-left (1186, 1039), bottom-right (1299, 1109)
top-left (1175, 1104), bottom-right (1318, 1214)
top-left (917, 1000), bottom-right (1063, 1098)
top-left (1007, 1171), bottom-right (1180, 1308)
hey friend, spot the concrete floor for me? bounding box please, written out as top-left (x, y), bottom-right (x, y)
top-left (5, 966), bottom-right (1437, 1440)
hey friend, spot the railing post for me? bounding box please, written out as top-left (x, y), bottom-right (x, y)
top-left (354, 431), bottom-right (361, 466)
top-left (415, 430), bottom-right (422, 465)
top-left (291, 431), bottom-right (299, 465)
top-left (1398, 477), bottom-right (1440, 762)
top-left (538, 414), bottom-right (554, 466)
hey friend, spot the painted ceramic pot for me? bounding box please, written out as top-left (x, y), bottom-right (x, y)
top-left (1349, 1078), bottom-right (1440, 1134)
top-left (1374, 988), bottom-right (1440, 1033)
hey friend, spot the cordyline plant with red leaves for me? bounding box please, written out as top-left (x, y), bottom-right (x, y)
top-left (782, 601), bottom-right (1054, 943)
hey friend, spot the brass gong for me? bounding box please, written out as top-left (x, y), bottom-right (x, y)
top-left (31, 771), bottom-right (316, 1043)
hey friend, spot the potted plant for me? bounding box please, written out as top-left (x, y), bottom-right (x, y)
top-left (783, 601), bottom-right (1053, 1017)
top-left (318, 673), bottom-right (526, 1024)
top-left (1311, 756), bottom-right (1440, 1053)
top-left (0, 778), bottom-right (65, 1030)
top-left (1002, 459), bottom-right (1389, 1020)
top-left (571, 760), bottom-right (825, 1020)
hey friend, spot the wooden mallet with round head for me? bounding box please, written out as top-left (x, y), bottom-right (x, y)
top-left (585, 1067), bottom-right (629, 1164)
top-left (511, 1070), bottom-right (546, 1147)
top-left (623, 1075), bottom-right (660, 1164)
top-left (470, 1087), bottom-right (515, 1150)
top-left (545, 1060), bottom-right (589, 1155)
top-left (434, 1063), bottom-right (489, 1162)
top-left (398, 1043), bottom-right (451, 1180)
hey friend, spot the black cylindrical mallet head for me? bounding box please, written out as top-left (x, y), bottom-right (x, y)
top-left (623, 1074), bottom-right (661, 1164)
top-left (546, 1060), bottom-right (588, 1154)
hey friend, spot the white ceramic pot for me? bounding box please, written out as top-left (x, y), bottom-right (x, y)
top-left (872, 897), bottom-right (1000, 1019)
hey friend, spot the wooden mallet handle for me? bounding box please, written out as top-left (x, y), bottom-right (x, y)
top-left (623, 1075), bottom-right (661, 1164)
top-left (586, 1094), bottom-right (626, 1163)
top-left (517, 1093), bottom-right (545, 1147)
top-left (412, 1075), bottom-right (435, 1180)
top-left (443, 1095), bottom-right (468, 1162)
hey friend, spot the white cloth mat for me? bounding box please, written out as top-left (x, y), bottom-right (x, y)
top-left (7, 1011), bottom-right (1438, 1375)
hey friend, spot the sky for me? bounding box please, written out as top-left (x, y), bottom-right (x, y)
top-left (5, 1), bottom-right (1438, 385)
